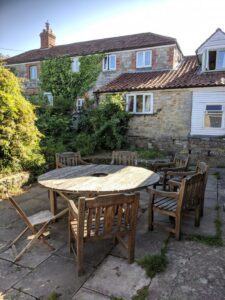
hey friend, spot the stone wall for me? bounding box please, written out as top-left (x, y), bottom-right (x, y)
top-left (127, 89), bottom-right (192, 149)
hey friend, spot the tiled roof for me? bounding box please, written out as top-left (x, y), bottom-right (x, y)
top-left (6, 32), bottom-right (177, 65)
top-left (96, 56), bottom-right (225, 92)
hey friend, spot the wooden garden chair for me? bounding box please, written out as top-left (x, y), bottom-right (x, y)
top-left (147, 173), bottom-right (204, 240)
top-left (167, 161), bottom-right (209, 217)
top-left (152, 154), bottom-right (190, 190)
top-left (111, 151), bottom-right (138, 166)
top-left (55, 151), bottom-right (88, 168)
top-left (59, 192), bottom-right (139, 275)
top-left (2, 193), bottom-right (68, 262)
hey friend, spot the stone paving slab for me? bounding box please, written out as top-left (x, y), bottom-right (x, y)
top-left (0, 258), bottom-right (31, 292)
top-left (0, 238), bottom-right (64, 269)
top-left (83, 255), bottom-right (150, 300)
top-left (72, 287), bottom-right (110, 300)
top-left (148, 240), bottom-right (225, 300)
top-left (14, 254), bottom-right (93, 299)
top-left (2, 288), bottom-right (36, 299)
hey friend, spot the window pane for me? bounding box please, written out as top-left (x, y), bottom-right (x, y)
top-left (127, 96), bottom-right (134, 112)
top-left (145, 51), bottom-right (151, 66)
top-left (137, 52), bottom-right (143, 67)
top-left (204, 112), bottom-right (222, 128)
top-left (144, 95), bottom-right (151, 112)
top-left (103, 57), bottom-right (108, 70)
top-left (136, 95), bottom-right (143, 112)
top-left (206, 105), bottom-right (222, 111)
top-left (72, 58), bottom-right (80, 72)
top-left (208, 51), bottom-right (216, 70)
top-left (217, 51), bottom-right (225, 69)
top-left (30, 66), bottom-right (37, 79)
top-left (109, 55), bottom-right (116, 70)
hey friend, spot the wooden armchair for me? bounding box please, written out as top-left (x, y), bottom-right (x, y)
top-left (148, 173), bottom-right (204, 240)
top-left (153, 154), bottom-right (190, 190)
top-left (111, 151), bottom-right (138, 166)
top-left (60, 192), bottom-right (139, 275)
top-left (55, 151), bottom-right (88, 168)
top-left (168, 161), bottom-right (209, 217)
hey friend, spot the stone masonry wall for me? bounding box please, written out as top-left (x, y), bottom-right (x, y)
top-left (95, 45), bottom-right (179, 91)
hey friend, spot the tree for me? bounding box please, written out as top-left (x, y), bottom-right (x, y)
top-left (0, 64), bottom-right (45, 173)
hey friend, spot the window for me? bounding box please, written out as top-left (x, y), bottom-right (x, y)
top-left (72, 57), bottom-right (80, 72)
top-left (43, 92), bottom-right (53, 106)
top-left (136, 50), bottom-right (152, 68)
top-left (204, 50), bottom-right (225, 71)
top-left (76, 98), bottom-right (84, 111)
top-left (103, 54), bottom-right (116, 71)
top-left (204, 105), bottom-right (223, 128)
top-left (29, 66), bottom-right (37, 80)
top-left (126, 93), bottom-right (153, 114)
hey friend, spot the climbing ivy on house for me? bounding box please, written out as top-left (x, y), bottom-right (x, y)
top-left (39, 54), bottom-right (104, 111)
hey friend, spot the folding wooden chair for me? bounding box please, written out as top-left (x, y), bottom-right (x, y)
top-left (59, 192), bottom-right (139, 275)
top-left (2, 194), bottom-right (68, 262)
top-left (111, 151), bottom-right (138, 166)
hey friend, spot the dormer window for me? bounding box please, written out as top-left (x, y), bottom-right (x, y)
top-left (203, 49), bottom-right (225, 71)
top-left (103, 54), bottom-right (116, 71)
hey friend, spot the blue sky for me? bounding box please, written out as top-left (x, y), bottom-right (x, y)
top-left (1, 0), bottom-right (225, 57)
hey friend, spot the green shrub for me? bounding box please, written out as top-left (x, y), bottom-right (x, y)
top-left (74, 133), bottom-right (96, 156)
top-left (0, 65), bottom-right (45, 175)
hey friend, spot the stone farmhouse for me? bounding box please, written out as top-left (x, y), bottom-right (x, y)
top-left (6, 23), bottom-right (225, 165)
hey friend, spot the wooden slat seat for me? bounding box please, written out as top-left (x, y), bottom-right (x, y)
top-left (148, 172), bottom-right (204, 240)
top-left (28, 210), bottom-right (54, 226)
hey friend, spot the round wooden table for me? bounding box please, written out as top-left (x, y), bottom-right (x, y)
top-left (38, 164), bottom-right (160, 214)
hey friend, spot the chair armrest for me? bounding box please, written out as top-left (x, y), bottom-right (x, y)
top-left (167, 170), bottom-right (195, 177)
top-left (153, 161), bottom-right (175, 168)
top-left (168, 180), bottom-right (181, 191)
top-left (161, 166), bottom-right (188, 172)
top-left (79, 159), bottom-right (89, 165)
top-left (147, 186), bottom-right (179, 199)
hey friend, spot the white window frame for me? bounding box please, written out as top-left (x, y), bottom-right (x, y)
top-left (29, 65), bottom-right (37, 80)
top-left (76, 98), bottom-right (84, 111)
top-left (203, 49), bottom-right (225, 71)
top-left (136, 50), bottom-right (152, 68)
top-left (43, 92), bottom-right (53, 106)
top-left (71, 57), bottom-right (80, 73)
top-left (102, 54), bottom-right (116, 71)
top-left (203, 104), bottom-right (224, 129)
top-left (126, 93), bottom-right (153, 114)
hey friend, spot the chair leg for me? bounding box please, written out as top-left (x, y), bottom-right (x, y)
top-left (200, 197), bottom-right (204, 217)
top-left (175, 214), bottom-right (181, 241)
top-left (148, 202), bottom-right (154, 231)
top-left (77, 238), bottom-right (84, 276)
top-left (195, 205), bottom-right (201, 227)
top-left (127, 232), bottom-right (135, 264)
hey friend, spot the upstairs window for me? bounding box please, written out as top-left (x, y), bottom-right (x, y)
top-left (29, 66), bottom-right (37, 80)
top-left (103, 54), bottom-right (116, 71)
top-left (204, 50), bottom-right (225, 71)
top-left (126, 93), bottom-right (153, 114)
top-left (136, 50), bottom-right (152, 68)
top-left (204, 105), bottom-right (223, 128)
top-left (72, 57), bottom-right (80, 72)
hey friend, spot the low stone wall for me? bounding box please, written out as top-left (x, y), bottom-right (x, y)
top-left (0, 172), bottom-right (31, 195)
top-left (127, 135), bottom-right (225, 167)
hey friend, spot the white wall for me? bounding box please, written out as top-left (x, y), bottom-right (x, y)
top-left (191, 88), bottom-right (225, 136)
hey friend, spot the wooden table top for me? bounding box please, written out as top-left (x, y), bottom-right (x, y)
top-left (38, 164), bottom-right (159, 194)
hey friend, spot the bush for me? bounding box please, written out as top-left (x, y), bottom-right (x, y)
top-left (0, 65), bottom-right (45, 175)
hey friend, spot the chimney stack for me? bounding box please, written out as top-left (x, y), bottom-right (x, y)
top-left (40, 21), bottom-right (56, 49)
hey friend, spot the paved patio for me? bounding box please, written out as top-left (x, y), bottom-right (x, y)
top-left (0, 168), bottom-right (225, 300)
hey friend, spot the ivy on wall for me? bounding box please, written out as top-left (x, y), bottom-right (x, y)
top-left (39, 54), bottom-right (104, 110)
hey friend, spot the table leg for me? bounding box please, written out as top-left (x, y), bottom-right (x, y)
top-left (49, 190), bottom-right (57, 215)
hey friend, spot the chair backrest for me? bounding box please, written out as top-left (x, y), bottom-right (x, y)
top-left (7, 195), bottom-right (33, 229)
top-left (111, 151), bottom-right (138, 166)
top-left (68, 193), bottom-right (139, 240)
top-left (55, 151), bottom-right (82, 168)
top-left (174, 154), bottom-right (189, 170)
top-left (177, 173), bottom-right (204, 212)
